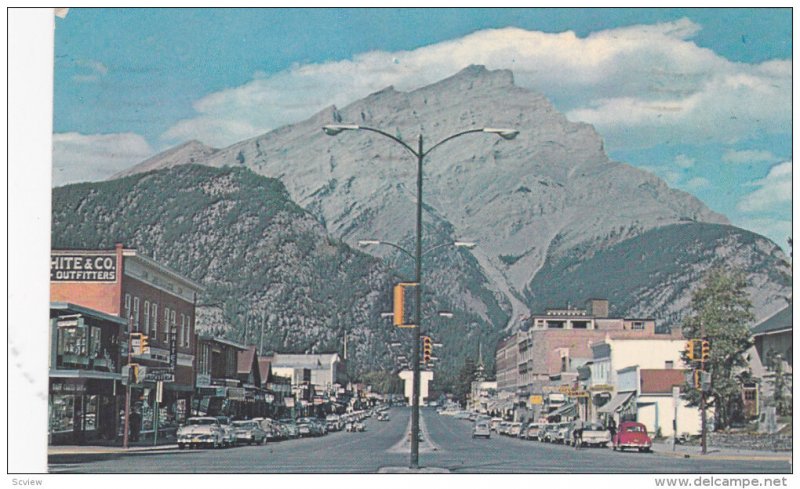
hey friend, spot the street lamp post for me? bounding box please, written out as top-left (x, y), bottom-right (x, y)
top-left (323, 123), bottom-right (517, 469)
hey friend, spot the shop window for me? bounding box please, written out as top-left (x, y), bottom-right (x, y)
top-left (84, 395), bottom-right (98, 431)
top-left (58, 325), bottom-right (88, 356)
top-left (572, 321), bottom-right (589, 329)
top-left (547, 321), bottom-right (565, 329)
top-left (49, 395), bottom-right (75, 433)
top-left (143, 300), bottom-right (150, 335)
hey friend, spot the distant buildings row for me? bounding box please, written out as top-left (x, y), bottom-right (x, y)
top-left (49, 244), bottom-right (366, 445)
top-left (482, 298), bottom-right (791, 437)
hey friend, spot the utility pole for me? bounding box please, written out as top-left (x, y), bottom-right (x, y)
top-left (123, 315), bottom-right (133, 449)
top-left (700, 321), bottom-right (707, 455)
top-left (259, 309), bottom-right (266, 355)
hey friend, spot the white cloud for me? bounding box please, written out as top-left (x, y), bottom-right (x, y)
top-left (737, 161), bottom-right (792, 213)
top-left (72, 59), bottom-right (108, 83)
top-left (52, 132), bottom-right (155, 187)
top-left (684, 177), bottom-right (710, 190)
top-left (674, 154), bottom-right (695, 169)
top-left (722, 149), bottom-right (778, 164)
top-left (160, 19), bottom-right (790, 149)
top-left (735, 216), bottom-right (792, 249)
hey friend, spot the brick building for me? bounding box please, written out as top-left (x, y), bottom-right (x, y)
top-left (51, 244), bottom-right (204, 436)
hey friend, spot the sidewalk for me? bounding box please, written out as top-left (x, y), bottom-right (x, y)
top-left (48, 435), bottom-right (179, 456)
top-left (652, 441), bottom-right (791, 462)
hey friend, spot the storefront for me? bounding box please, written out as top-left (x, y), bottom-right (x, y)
top-left (49, 303), bottom-right (126, 445)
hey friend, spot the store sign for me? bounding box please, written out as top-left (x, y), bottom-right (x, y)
top-left (50, 380), bottom-right (87, 394)
top-left (228, 387), bottom-right (246, 401)
top-left (51, 253), bottom-right (117, 282)
top-left (196, 374), bottom-right (211, 387)
top-left (144, 367), bottom-right (175, 383)
top-left (529, 395), bottom-right (544, 405)
top-left (284, 398), bottom-right (295, 408)
top-left (169, 325), bottom-right (178, 368)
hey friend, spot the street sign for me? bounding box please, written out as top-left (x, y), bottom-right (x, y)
top-left (144, 367), bottom-right (175, 383)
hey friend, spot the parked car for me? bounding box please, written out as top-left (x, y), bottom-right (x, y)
top-left (325, 414), bottom-right (343, 432)
top-left (278, 418), bottom-right (300, 439)
top-left (472, 421), bottom-right (491, 439)
top-left (377, 412), bottom-right (389, 421)
top-left (497, 421), bottom-right (511, 435)
top-left (177, 417), bottom-right (225, 449)
top-left (508, 422), bottom-right (523, 437)
top-left (489, 418), bottom-right (503, 432)
top-left (347, 420), bottom-right (366, 432)
top-left (541, 423), bottom-right (561, 443)
top-left (555, 422), bottom-right (571, 444)
top-left (232, 420), bottom-right (267, 445)
top-left (612, 421), bottom-right (653, 452)
top-left (574, 422), bottom-right (611, 448)
top-left (525, 423), bottom-right (541, 441)
top-left (215, 416), bottom-right (238, 447)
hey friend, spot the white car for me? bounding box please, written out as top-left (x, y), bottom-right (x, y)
top-left (177, 417), bottom-right (225, 449)
top-left (472, 421), bottom-right (491, 439)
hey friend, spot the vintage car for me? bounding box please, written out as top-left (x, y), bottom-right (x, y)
top-left (574, 422), bottom-right (612, 448)
top-left (508, 422), bottom-right (523, 437)
top-left (612, 421), bottom-right (653, 452)
top-left (213, 416), bottom-right (238, 447)
top-left (497, 421), bottom-right (512, 435)
top-left (489, 418), bottom-right (503, 432)
top-left (472, 421), bottom-right (491, 439)
top-left (232, 420), bottom-right (267, 445)
top-left (177, 417), bottom-right (225, 449)
top-left (325, 414), bottom-right (343, 432)
top-left (524, 422), bottom-right (541, 441)
top-left (278, 418), bottom-right (300, 439)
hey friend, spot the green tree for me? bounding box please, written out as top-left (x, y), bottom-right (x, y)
top-left (765, 350), bottom-right (792, 416)
top-left (453, 358), bottom-right (476, 407)
top-left (681, 267), bottom-right (754, 429)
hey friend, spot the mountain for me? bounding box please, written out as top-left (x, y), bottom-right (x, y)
top-left (110, 140), bottom-right (218, 179)
top-left (51, 164), bottom-right (507, 380)
top-left (117, 65), bottom-right (789, 328)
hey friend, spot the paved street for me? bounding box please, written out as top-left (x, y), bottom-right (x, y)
top-left (49, 408), bottom-right (790, 474)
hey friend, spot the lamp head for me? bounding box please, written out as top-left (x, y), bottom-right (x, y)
top-left (454, 241), bottom-right (477, 249)
top-left (322, 124), bottom-right (360, 136)
top-left (483, 128), bottom-right (520, 140)
top-left (437, 311), bottom-right (454, 319)
top-left (358, 240), bottom-right (381, 247)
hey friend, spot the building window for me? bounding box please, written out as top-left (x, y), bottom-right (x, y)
top-left (665, 360), bottom-right (674, 369)
top-left (133, 297), bottom-right (140, 331)
top-left (163, 307), bottom-right (170, 343)
top-left (179, 314), bottom-right (185, 348)
top-left (572, 321), bottom-right (589, 329)
top-left (151, 303), bottom-right (158, 340)
top-left (185, 315), bottom-right (192, 347)
top-left (58, 325), bottom-right (87, 356)
top-left (744, 389), bottom-right (757, 401)
top-left (632, 321), bottom-right (645, 330)
top-left (143, 300), bottom-right (150, 335)
top-left (170, 309), bottom-right (177, 343)
top-left (547, 321), bottom-right (565, 329)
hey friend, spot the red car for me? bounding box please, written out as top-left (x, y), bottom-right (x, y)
top-left (612, 421), bottom-right (652, 453)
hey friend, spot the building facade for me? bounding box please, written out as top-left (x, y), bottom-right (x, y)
top-left (51, 244), bottom-right (204, 439)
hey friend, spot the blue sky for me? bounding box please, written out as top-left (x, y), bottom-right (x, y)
top-left (52, 7), bottom-right (792, 249)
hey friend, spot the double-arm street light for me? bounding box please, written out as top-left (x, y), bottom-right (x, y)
top-left (323, 123), bottom-right (518, 469)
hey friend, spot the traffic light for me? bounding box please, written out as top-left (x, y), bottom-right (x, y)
top-left (686, 340), bottom-right (695, 360)
top-left (422, 336), bottom-right (433, 362)
top-left (140, 335), bottom-right (150, 354)
top-left (392, 282), bottom-right (417, 327)
top-left (687, 339), bottom-right (703, 361)
top-left (393, 284), bottom-right (404, 326)
top-left (701, 340), bottom-right (710, 362)
top-left (694, 369), bottom-right (702, 389)
top-left (131, 363), bottom-right (140, 384)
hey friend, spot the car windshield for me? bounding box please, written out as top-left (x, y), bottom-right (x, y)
top-left (188, 418), bottom-right (216, 425)
top-left (475, 422), bottom-right (489, 428)
top-left (232, 421), bottom-right (254, 428)
top-left (586, 423), bottom-right (605, 430)
top-left (624, 425), bottom-right (645, 432)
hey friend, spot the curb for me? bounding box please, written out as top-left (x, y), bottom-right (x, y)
top-left (49, 445), bottom-right (179, 455)
top-left (377, 466), bottom-right (451, 473)
top-left (654, 450), bottom-right (791, 462)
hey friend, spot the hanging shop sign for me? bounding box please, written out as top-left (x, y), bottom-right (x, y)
top-left (144, 367), bottom-right (175, 383)
top-left (228, 387), bottom-right (246, 401)
top-left (51, 253), bottom-right (117, 282)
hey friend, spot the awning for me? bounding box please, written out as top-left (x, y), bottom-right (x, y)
top-left (597, 392), bottom-right (634, 414)
top-left (549, 402), bottom-right (577, 419)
